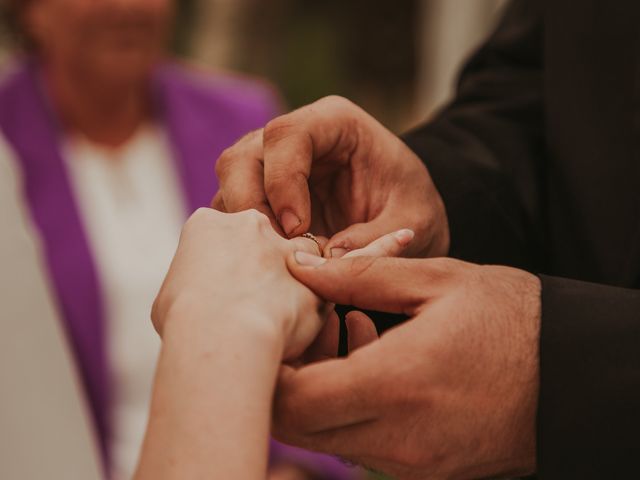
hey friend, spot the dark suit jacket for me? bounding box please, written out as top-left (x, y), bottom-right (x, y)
top-left (403, 0), bottom-right (640, 477)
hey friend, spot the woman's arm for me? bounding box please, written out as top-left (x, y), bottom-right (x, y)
top-left (133, 208), bottom-right (413, 479)
top-left (135, 308), bottom-right (282, 479)
top-left (134, 208), bottom-right (319, 480)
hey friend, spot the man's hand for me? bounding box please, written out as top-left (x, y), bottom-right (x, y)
top-left (212, 96), bottom-right (449, 258)
top-left (275, 255), bottom-right (541, 479)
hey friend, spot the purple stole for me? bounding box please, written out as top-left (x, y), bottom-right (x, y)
top-left (0, 60), bottom-right (354, 479)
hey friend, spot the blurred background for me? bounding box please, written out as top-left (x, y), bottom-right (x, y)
top-left (1, 0), bottom-right (507, 132)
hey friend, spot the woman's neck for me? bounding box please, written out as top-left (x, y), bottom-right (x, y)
top-left (44, 63), bottom-right (152, 148)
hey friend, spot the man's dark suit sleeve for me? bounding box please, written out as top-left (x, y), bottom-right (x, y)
top-left (538, 276), bottom-right (640, 477)
top-left (403, 1), bottom-right (640, 477)
top-left (404, 0), bottom-right (545, 270)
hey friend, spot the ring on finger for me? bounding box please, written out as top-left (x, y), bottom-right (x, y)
top-left (301, 232), bottom-right (322, 255)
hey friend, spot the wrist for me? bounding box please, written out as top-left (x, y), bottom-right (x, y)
top-left (139, 297), bottom-right (285, 480)
top-left (508, 268), bottom-right (540, 476)
top-left (161, 295), bottom-right (286, 357)
top-left (474, 266), bottom-right (540, 477)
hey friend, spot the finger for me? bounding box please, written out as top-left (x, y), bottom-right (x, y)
top-left (301, 310), bottom-right (340, 363)
top-left (215, 130), bottom-right (282, 232)
top-left (262, 96), bottom-right (370, 238)
top-left (314, 235), bottom-right (329, 252)
top-left (287, 255), bottom-right (456, 313)
top-left (324, 206), bottom-right (422, 258)
top-left (210, 191), bottom-right (226, 211)
top-left (341, 228), bottom-right (414, 259)
top-left (345, 311), bottom-right (378, 352)
top-left (274, 344), bottom-right (382, 436)
top-left (288, 235), bottom-right (324, 257)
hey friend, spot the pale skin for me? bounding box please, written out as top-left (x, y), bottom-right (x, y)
top-left (214, 96), bottom-right (543, 478)
top-left (133, 208), bottom-right (414, 479)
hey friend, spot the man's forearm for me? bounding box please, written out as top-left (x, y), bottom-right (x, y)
top-left (135, 309), bottom-right (284, 480)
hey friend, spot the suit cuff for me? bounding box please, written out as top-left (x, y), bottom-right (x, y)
top-left (537, 275), bottom-right (640, 478)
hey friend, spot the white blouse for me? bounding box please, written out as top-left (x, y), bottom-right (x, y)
top-left (64, 126), bottom-right (187, 480)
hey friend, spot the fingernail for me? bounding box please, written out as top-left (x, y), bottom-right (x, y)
top-left (330, 247), bottom-right (349, 258)
top-left (280, 209), bottom-right (301, 237)
top-left (295, 251), bottom-right (327, 267)
top-left (394, 229), bottom-right (415, 246)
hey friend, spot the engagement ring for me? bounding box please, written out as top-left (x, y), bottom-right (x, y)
top-left (301, 232), bottom-right (322, 254)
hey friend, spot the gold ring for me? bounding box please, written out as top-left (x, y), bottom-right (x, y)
top-left (301, 232), bottom-right (322, 254)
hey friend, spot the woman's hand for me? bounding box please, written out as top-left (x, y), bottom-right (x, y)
top-left (152, 207), bottom-right (330, 360)
top-left (139, 208), bottom-right (332, 480)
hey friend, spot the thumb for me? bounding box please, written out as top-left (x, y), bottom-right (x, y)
top-left (287, 254), bottom-right (440, 313)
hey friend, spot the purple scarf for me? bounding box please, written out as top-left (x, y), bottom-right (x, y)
top-left (0, 60), bottom-right (355, 479)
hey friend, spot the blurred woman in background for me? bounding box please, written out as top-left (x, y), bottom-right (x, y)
top-left (0, 0), bottom-right (355, 478)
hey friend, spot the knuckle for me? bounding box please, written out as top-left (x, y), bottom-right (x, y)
top-left (321, 94), bottom-right (354, 110)
top-left (214, 147), bottom-right (236, 178)
top-left (210, 192), bottom-right (225, 211)
top-left (263, 116), bottom-right (297, 148)
top-left (318, 95), bottom-right (367, 126)
top-left (216, 129), bottom-right (264, 179)
top-left (192, 206), bottom-right (213, 221)
top-left (243, 208), bottom-right (271, 228)
top-left (183, 207), bottom-right (215, 233)
top-left (237, 128), bottom-right (262, 146)
top-left (264, 169), bottom-right (306, 198)
top-left (183, 207), bottom-right (204, 227)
